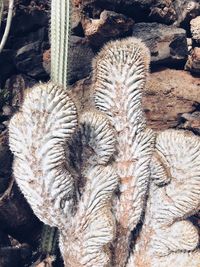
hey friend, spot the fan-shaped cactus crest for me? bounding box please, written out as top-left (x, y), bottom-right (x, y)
top-left (9, 37), bottom-right (200, 267)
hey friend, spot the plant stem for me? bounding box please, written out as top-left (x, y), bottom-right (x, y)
top-left (0, 0), bottom-right (14, 53)
top-left (51, 0), bottom-right (71, 88)
top-left (0, 0), bottom-right (4, 29)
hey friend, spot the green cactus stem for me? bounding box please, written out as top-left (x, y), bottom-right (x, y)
top-left (39, 225), bottom-right (58, 257)
top-left (51, 0), bottom-right (71, 88)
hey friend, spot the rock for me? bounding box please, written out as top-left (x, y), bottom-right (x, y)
top-left (42, 49), bottom-right (51, 75)
top-left (4, 75), bottom-right (37, 108)
top-left (68, 36), bottom-right (95, 84)
top-left (2, 105), bottom-right (13, 117)
top-left (0, 130), bottom-right (12, 196)
top-left (179, 111), bottom-right (200, 133)
top-left (173, 0), bottom-right (200, 27)
top-left (132, 23), bottom-right (188, 65)
top-left (190, 16), bottom-right (200, 44)
top-left (15, 41), bottom-right (48, 79)
top-left (0, 50), bottom-right (15, 87)
top-left (0, 231), bottom-right (10, 247)
top-left (82, 10), bottom-right (134, 47)
top-left (0, 245), bottom-right (31, 267)
top-left (187, 38), bottom-right (192, 52)
top-left (148, 1), bottom-right (176, 24)
top-left (8, 27), bottom-right (48, 50)
top-left (71, 6), bottom-right (84, 36)
top-left (80, 0), bottom-right (176, 24)
top-left (185, 47), bottom-right (200, 74)
top-left (0, 124), bottom-right (6, 133)
top-left (144, 68), bottom-right (200, 130)
top-left (0, 177), bottom-right (42, 246)
top-left (43, 36), bottom-right (95, 85)
top-left (10, 8), bottom-right (48, 37)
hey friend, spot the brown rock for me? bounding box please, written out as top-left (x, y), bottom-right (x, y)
top-left (174, 0), bottom-right (200, 27)
top-left (132, 23), bottom-right (188, 64)
top-left (83, 10), bottom-right (134, 47)
top-left (144, 69), bottom-right (200, 130)
top-left (44, 37), bottom-right (95, 85)
top-left (4, 74), bottom-right (37, 108)
top-left (185, 47), bottom-right (200, 74)
top-left (80, 0), bottom-right (177, 24)
top-left (190, 16), bottom-right (200, 43)
top-left (178, 111), bottom-right (200, 134)
top-left (71, 6), bottom-right (83, 36)
top-left (149, 1), bottom-right (176, 24)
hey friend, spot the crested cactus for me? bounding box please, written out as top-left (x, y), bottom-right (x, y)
top-left (8, 32), bottom-right (200, 267)
top-left (51, 0), bottom-right (71, 88)
top-left (9, 83), bottom-right (78, 228)
top-left (9, 82), bottom-right (118, 266)
top-left (127, 130), bottom-right (200, 267)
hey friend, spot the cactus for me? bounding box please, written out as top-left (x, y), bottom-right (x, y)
top-left (9, 82), bottom-right (118, 266)
top-left (9, 35), bottom-right (200, 267)
top-left (93, 37), bottom-right (155, 266)
top-left (127, 130), bottom-right (200, 267)
top-left (50, 0), bottom-right (71, 88)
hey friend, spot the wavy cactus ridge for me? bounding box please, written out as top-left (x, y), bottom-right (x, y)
top-left (60, 165), bottom-right (118, 267)
top-left (51, 0), bottom-right (71, 88)
top-left (127, 129), bottom-right (200, 267)
top-left (80, 110), bottom-right (116, 167)
top-left (9, 82), bottom-right (78, 229)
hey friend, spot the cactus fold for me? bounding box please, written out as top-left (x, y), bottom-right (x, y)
top-left (127, 130), bottom-right (200, 267)
top-left (9, 83), bottom-right (78, 228)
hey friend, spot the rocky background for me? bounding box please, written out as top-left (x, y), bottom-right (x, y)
top-left (0, 0), bottom-right (200, 266)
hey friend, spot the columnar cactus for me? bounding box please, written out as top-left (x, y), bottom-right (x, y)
top-left (9, 37), bottom-right (200, 266)
top-left (51, 0), bottom-right (71, 88)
